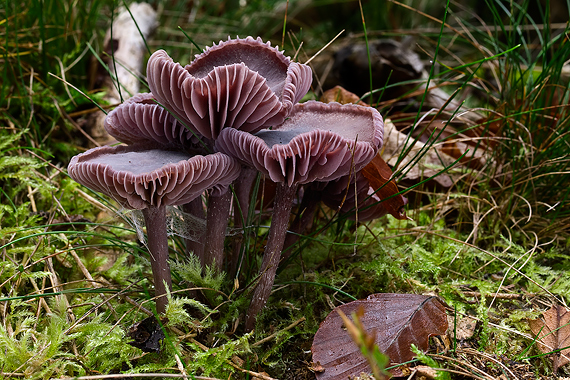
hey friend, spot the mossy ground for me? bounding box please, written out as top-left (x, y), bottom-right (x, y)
top-left (1, 0), bottom-right (569, 379)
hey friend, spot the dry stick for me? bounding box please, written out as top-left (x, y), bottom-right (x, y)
top-left (174, 354), bottom-right (189, 380)
top-left (428, 354), bottom-right (495, 380)
top-left (304, 29), bottom-right (345, 65)
top-left (29, 277), bottom-right (52, 327)
top-left (46, 255), bottom-right (72, 317)
top-left (461, 291), bottom-right (528, 300)
top-left (422, 367), bottom-right (489, 380)
top-left (441, 364), bottom-right (488, 380)
top-left (460, 348), bottom-right (518, 379)
top-left (226, 361), bottom-right (278, 380)
top-left (251, 316), bottom-right (306, 348)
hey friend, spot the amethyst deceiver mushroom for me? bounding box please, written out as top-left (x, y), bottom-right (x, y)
top-left (68, 144), bottom-right (240, 314)
top-left (104, 92), bottom-right (239, 271)
top-left (215, 100), bottom-right (384, 330)
top-left (146, 36), bottom-right (313, 140)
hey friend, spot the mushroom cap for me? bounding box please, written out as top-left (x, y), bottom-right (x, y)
top-left (215, 101), bottom-right (384, 187)
top-left (146, 36), bottom-right (313, 140)
top-left (68, 144), bottom-right (240, 209)
top-left (104, 93), bottom-right (203, 148)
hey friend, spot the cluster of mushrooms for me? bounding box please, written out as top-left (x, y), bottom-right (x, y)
top-left (68, 36), bottom-right (385, 331)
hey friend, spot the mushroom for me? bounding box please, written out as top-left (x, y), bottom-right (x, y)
top-left (68, 144), bottom-right (240, 313)
top-left (146, 36), bottom-right (313, 140)
top-left (104, 92), bottom-right (240, 271)
top-left (215, 101), bottom-right (384, 330)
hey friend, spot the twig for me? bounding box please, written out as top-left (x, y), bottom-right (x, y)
top-left (122, 295), bottom-right (153, 316)
top-left (460, 348), bottom-right (518, 379)
top-left (304, 29), bottom-right (344, 65)
top-left (226, 361), bottom-right (278, 380)
top-left (461, 291), bottom-right (527, 300)
top-left (174, 354), bottom-right (189, 380)
top-left (428, 354), bottom-right (495, 380)
top-left (251, 317), bottom-right (306, 348)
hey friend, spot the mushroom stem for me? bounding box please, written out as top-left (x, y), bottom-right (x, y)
top-left (182, 198), bottom-right (205, 259)
top-left (142, 206), bottom-right (172, 315)
top-left (245, 182), bottom-right (298, 331)
top-left (203, 190), bottom-right (232, 272)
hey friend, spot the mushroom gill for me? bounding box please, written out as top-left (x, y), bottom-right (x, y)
top-left (146, 37), bottom-right (313, 140)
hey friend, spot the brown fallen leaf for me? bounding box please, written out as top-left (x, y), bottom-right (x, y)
top-left (361, 154), bottom-right (408, 220)
top-left (381, 118), bottom-right (456, 188)
top-left (528, 305), bottom-right (570, 373)
top-left (311, 293), bottom-right (448, 379)
top-left (321, 85), bottom-right (370, 106)
top-left (447, 315), bottom-right (477, 341)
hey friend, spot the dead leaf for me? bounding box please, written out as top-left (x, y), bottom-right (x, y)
top-left (447, 315), bottom-right (477, 340)
top-left (381, 119), bottom-right (457, 188)
top-left (361, 154), bottom-right (408, 220)
top-left (321, 85), bottom-right (370, 106)
top-left (528, 305), bottom-right (570, 373)
top-left (311, 293), bottom-right (448, 379)
top-left (415, 365), bottom-right (438, 379)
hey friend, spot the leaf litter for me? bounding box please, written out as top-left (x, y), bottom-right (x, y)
top-left (528, 305), bottom-right (570, 373)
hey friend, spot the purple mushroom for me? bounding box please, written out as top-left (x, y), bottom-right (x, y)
top-left (146, 36), bottom-right (313, 140)
top-left (216, 100), bottom-right (384, 330)
top-left (68, 144), bottom-right (240, 314)
top-left (145, 36), bottom-right (313, 273)
top-left (104, 92), bottom-right (240, 271)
